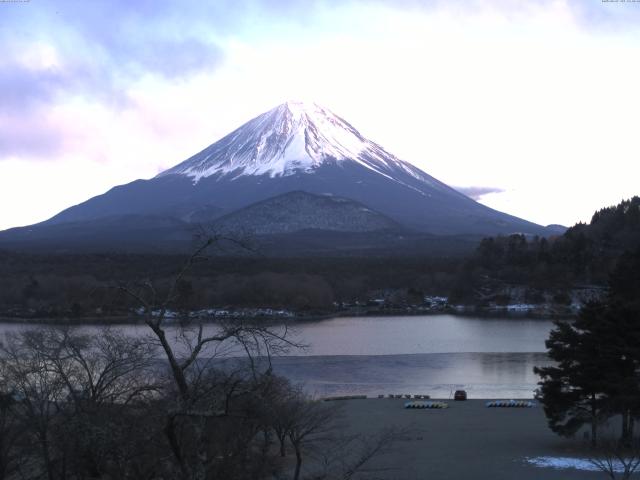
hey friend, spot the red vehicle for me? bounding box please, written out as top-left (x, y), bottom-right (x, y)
top-left (454, 390), bottom-right (467, 401)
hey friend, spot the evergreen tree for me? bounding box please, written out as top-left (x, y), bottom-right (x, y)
top-left (604, 248), bottom-right (640, 443)
top-left (534, 302), bottom-right (610, 446)
top-left (535, 248), bottom-right (640, 445)
top-left (609, 248), bottom-right (640, 311)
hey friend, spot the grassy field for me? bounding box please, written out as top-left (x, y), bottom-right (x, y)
top-left (329, 399), bottom-right (606, 480)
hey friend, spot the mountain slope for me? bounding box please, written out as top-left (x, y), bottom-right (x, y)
top-left (0, 215), bottom-right (194, 253)
top-left (0, 101), bottom-right (550, 253)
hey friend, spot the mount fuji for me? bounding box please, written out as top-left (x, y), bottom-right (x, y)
top-left (0, 101), bottom-right (554, 253)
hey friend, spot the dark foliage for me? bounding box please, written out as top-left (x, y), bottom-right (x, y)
top-left (0, 325), bottom-right (395, 480)
top-left (0, 253), bottom-right (463, 319)
top-left (451, 197), bottom-right (640, 303)
top-left (535, 247), bottom-right (640, 446)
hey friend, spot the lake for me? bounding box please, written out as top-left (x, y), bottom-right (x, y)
top-left (0, 314), bottom-right (555, 399)
top-left (274, 315), bottom-right (555, 398)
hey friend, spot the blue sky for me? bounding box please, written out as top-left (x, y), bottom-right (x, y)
top-left (1, 0), bottom-right (640, 229)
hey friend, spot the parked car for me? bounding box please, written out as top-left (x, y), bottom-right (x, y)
top-left (454, 390), bottom-right (467, 401)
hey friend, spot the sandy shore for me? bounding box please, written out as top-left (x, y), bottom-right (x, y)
top-left (330, 399), bottom-right (603, 480)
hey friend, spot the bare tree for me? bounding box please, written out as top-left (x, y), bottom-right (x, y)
top-left (17, 327), bottom-right (158, 408)
top-left (0, 331), bottom-right (69, 480)
top-left (0, 389), bottom-right (25, 480)
top-left (271, 390), bottom-right (405, 480)
top-left (260, 375), bottom-right (300, 458)
top-left (286, 398), bottom-right (343, 480)
top-left (118, 237), bottom-right (296, 400)
top-left (314, 426), bottom-right (408, 480)
top-left (0, 327), bottom-right (160, 480)
top-left (588, 435), bottom-right (640, 480)
top-left (117, 235), bottom-right (303, 480)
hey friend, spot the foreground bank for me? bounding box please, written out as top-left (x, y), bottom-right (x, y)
top-left (330, 398), bottom-right (602, 480)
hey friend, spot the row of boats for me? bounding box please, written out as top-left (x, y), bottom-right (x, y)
top-left (404, 399), bottom-right (536, 409)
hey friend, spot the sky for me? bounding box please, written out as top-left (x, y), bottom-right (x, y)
top-left (1, 0), bottom-right (639, 230)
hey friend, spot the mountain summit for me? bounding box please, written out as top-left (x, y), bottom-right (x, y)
top-left (158, 100), bottom-right (434, 186)
top-left (0, 102), bottom-right (553, 253)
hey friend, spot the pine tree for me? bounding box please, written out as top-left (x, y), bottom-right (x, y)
top-left (534, 302), bottom-right (611, 446)
top-left (535, 248), bottom-right (640, 445)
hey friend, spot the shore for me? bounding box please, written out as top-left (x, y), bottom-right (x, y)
top-left (0, 305), bottom-right (576, 325)
top-left (330, 398), bottom-right (602, 480)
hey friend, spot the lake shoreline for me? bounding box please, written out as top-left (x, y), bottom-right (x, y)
top-left (0, 305), bottom-right (574, 325)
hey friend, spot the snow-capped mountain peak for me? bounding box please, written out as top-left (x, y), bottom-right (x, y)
top-left (158, 101), bottom-right (426, 183)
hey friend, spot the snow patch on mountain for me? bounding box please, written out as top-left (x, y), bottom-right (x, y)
top-left (157, 101), bottom-right (433, 186)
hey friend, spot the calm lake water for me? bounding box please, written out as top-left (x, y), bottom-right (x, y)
top-left (277, 315), bottom-right (554, 398)
top-left (0, 315), bottom-right (555, 398)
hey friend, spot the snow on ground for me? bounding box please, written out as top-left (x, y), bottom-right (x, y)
top-left (526, 456), bottom-right (628, 472)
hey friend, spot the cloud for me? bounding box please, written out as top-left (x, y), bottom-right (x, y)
top-left (0, 114), bottom-right (66, 158)
top-left (0, 0), bottom-right (225, 160)
top-left (455, 186), bottom-right (506, 201)
top-left (363, 0), bottom-right (640, 30)
top-left (0, 57), bottom-right (74, 157)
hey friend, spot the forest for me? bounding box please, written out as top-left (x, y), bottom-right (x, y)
top-left (0, 197), bottom-right (638, 321)
top-left (449, 196), bottom-right (640, 304)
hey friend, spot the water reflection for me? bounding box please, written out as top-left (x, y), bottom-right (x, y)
top-left (0, 315), bottom-right (555, 356)
top-left (269, 352), bottom-right (553, 399)
top-left (291, 315), bottom-right (554, 355)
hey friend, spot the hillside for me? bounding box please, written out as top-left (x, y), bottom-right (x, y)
top-left (450, 197), bottom-right (640, 303)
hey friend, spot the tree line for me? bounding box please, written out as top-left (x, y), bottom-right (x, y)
top-left (0, 253), bottom-right (461, 319)
top-left (450, 196), bottom-right (640, 304)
